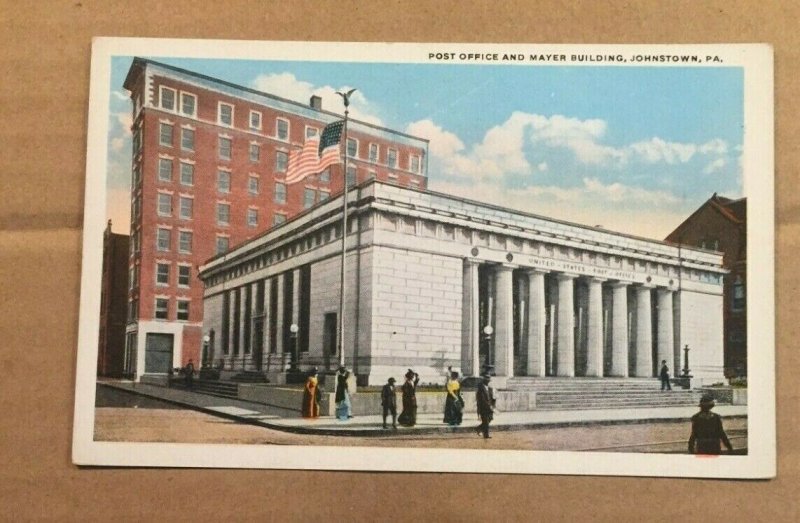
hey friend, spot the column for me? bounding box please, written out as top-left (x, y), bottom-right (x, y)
top-left (656, 288), bottom-right (674, 373)
top-left (462, 260), bottom-right (481, 376)
top-left (493, 264), bottom-right (516, 377)
top-left (585, 277), bottom-right (605, 377)
top-left (274, 276), bottom-right (284, 355)
top-left (525, 269), bottom-right (548, 377)
top-left (634, 286), bottom-right (653, 377)
top-left (609, 282), bottom-right (629, 377)
top-left (556, 273), bottom-right (577, 377)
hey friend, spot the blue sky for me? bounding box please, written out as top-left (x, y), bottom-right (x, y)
top-left (106, 56), bottom-right (743, 239)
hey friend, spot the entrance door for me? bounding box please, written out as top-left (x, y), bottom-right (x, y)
top-left (144, 333), bottom-right (174, 373)
top-left (252, 318), bottom-right (264, 370)
top-left (322, 313), bottom-right (337, 370)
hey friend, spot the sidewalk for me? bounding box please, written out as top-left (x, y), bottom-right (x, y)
top-left (99, 381), bottom-right (748, 437)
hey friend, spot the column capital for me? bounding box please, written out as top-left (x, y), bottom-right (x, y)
top-left (608, 280), bottom-right (630, 288)
top-left (463, 258), bottom-right (482, 267)
top-left (522, 267), bottom-right (550, 276)
top-left (634, 282), bottom-right (656, 290)
top-left (656, 286), bottom-right (675, 294)
top-left (586, 276), bottom-right (607, 284)
top-left (555, 272), bottom-right (579, 281)
top-left (495, 263), bottom-right (518, 272)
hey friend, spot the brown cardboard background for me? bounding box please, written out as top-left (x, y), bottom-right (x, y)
top-left (0, 1), bottom-right (797, 520)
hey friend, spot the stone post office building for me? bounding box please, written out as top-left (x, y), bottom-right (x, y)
top-left (198, 180), bottom-right (726, 386)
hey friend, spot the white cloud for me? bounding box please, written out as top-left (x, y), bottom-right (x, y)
top-left (111, 137), bottom-right (125, 152)
top-left (115, 112), bottom-right (132, 136)
top-left (702, 157), bottom-right (727, 174)
top-left (628, 137), bottom-right (697, 164)
top-left (537, 161), bottom-right (548, 172)
top-left (251, 73), bottom-right (384, 126)
top-left (406, 119), bottom-right (464, 158)
top-left (112, 90), bottom-right (129, 101)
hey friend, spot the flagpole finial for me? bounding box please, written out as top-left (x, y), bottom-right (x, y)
top-left (336, 88), bottom-right (357, 108)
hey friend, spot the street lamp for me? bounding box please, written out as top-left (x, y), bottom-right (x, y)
top-left (290, 323), bottom-right (300, 372)
top-left (202, 334), bottom-right (210, 368)
top-left (483, 325), bottom-right (494, 373)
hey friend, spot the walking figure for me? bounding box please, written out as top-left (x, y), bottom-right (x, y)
top-left (443, 371), bottom-right (464, 426)
top-left (398, 369), bottom-right (419, 427)
top-left (476, 374), bottom-right (495, 439)
top-left (381, 377), bottom-right (397, 429)
top-left (184, 360), bottom-right (195, 390)
top-left (688, 394), bottom-right (734, 454)
top-left (335, 365), bottom-right (353, 420)
top-left (301, 368), bottom-right (321, 418)
top-left (660, 360), bottom-right (672, 391)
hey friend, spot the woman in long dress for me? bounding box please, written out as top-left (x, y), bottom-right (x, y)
top-left (301, 369), bottom-right (320, 418)
top-left (335, 366), bottom-right (352, 420)
top-left (443, 371), bottom-right (463, 426)
top-left (398, 369), bottom-right (420, 426)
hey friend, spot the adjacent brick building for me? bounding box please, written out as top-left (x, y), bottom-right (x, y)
top-left (98, 220), bottom-right (129, 377)
top-left (121, 58), bottom-right (428, 380)
top-left (665, 193), bottom-right (747, 376)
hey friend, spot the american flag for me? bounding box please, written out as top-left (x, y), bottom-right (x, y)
top-left (285, 120), bottom-right (344, 184)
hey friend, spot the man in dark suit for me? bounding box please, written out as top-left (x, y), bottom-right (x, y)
top-left (476, 374), bottom-right (495, 439)
top-left (660, 360), bottom-right (672, 391)
top-left (381, 377), bottom-right (397, 429)
top-left (688, 394), bottom-right (734, 454)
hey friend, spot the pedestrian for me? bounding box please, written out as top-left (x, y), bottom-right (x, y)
top-left (184, 360), bottom-right (195, 390)
top-left (688, 394), bottom-right (734, 455)
top-left (381, 377), bottom-right (398, 429)
top-left (476, 373), bottom-right (495, 439)
top-left (301, 368), bottom-right (321, 418)
top-left (335, 365), bottom-right (352, 420)
top-left (443, 370), bottom-right (464, 426)
top-left (398, 369), bottom-right (420, 427)
top-left (660, 360), bottom-right (672, 391)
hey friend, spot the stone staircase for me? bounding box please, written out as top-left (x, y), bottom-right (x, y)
top-left (229, 370), bottom-right (270, 383)
top-left (504, 377), bottom-right (711, 411)
top-left (172, 379), bottom-right (240, 399)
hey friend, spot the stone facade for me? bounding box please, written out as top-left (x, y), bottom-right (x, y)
top-left (199, 181), bottom-right (727, 386)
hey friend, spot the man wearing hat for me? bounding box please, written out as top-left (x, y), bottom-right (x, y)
top-left (688, 394), bottom-right (733, 454)
top-left (381, 377), bottom-right (398, 429)
top-left (476, 374), bottom-right (495, 439)
top-left (335, 365), bottom-right (353, 420)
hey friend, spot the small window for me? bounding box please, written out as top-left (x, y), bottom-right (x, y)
top-left (319, 168), bottom-right (330, 183)
top-left (157, 193), bottom-right (172, 216)
top-left (219, 136), bottom-right (232, 160)
top-left (132, 127), bottom-right (142, 153)
top-left (217, 171), bottom-right (231, 193)
top-left (180, 93), bottom-right (197, 117)
top-left (319, 191), bottom-right (330, 202)
top-left (272, 214), bottom-right (286, 226)
top-left (178, 231), bottom-right (192, 253)
top-left (216, 236), bottom-right (229, 255)
top-left (387, 148), bottom-right (398, 168)
top-left (155, 298), bottom-right (169, 320)
top-left (303, 188), bottom-right (316, 209)
top-left (346, 165), bottom-right (357, 187)
top-left (158, 158), bottom-right (172, 182)
top-left (306, 126), bottom-right (319, 138)
top-left (178, 265), bottom-right (191, 286)
top-left (275, 151), bottom-right (288, 172)
top-left (180, 163), bottom-right (194, 186)
top-left (181, 128), bottom-right (195, 151)
top-left (217, 203), bottom-right (230, 226)
top-left (250, 111), bottom-right (262, 130)
top-left (247, 208), bottom-right (258, 228)
top-left (156, 263), bottom-right (170, 285)
top-left (410, 154), bottom-right (420, 173)
top-left (274, 182), bottom-right (286, 204)
top-left (248, 175), bottom-right (259, 195)
top-left (156, 228), bottom-right (170, 251)
top-left (249, 143), bottom-right (260, 162)
top-left (276, 118), bottom-right (289, 141)
top-left (347, 138), bottom-right (358, 157)
top-left (369, 143), bottom-right (379, 162)
top-left (160, 86), bottom-right (176, 111)
top-left (218, 102), bottom-right (234, 126)
top-left (159, 123), bottom-right (173, 146)
top-left (177, 300), bottom-right (190, 321)
top-left (179, 197), bottom-right (193, 219)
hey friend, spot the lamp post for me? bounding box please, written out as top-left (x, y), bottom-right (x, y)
top-left (290, 323), bottom-right (300, 372)
top-left (483, 325), bottom-right (494, 374)
top-left (202, 334), bottom-right (210, 368)
top-left (682, 344), bottom-right (692, 377)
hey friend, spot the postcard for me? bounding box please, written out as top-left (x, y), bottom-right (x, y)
top-left (74, 38), bottom-right (774, 478)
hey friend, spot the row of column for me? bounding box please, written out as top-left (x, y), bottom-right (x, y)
top-left (462, 260), bottom-right (675, 378)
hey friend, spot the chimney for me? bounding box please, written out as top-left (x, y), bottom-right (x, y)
top-left (310, 95), bottom-right (322, 110)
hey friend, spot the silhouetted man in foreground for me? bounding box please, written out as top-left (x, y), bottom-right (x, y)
top-left (688, 394), bottom-right (733, 454)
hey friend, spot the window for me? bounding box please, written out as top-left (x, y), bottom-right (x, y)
top-left (159, 86), bottom-right (176, 111)
top-left (132, 164), bottom-right (142, 187)
top-left (178, 231), bottom-right (192, 253)
top-left (158, 158), bottom-right (172, 181)
top-left (275, 151), bottom-right (288, 172)
top-left (180, 93), bottom-right (196, 117)
top-left (387, 148), bottom-right (398, 168)
top-left (250, 110), bottom-right (262, 130)
top-left (179, 196), bottom-right (193, 219)
top-left (217, 170), bottom-right (231, 193)
top-left (274, 182), bottom-right (286, 204)
top-left (303, 188), bottom-right (316, 209)
top-left (216, 236), bottom-right (229, 254)
top-left (732, 275), bottom-right (745, 311)
top-left (276, 118), bottom-right (289, 141)
top-left (159, 123), bottom-right (173, 146)
top-left (132, 127), bottom-right (142, 153)
top-left (369, 143), bottom-right (378, 162)
top-left (156, 263), bottom-right (170, 285)
top-left (155, 298), bottom-right (169, 320)
top-left (248, 175), bottom-right (259, 195)
top-left (132, 196), bottom-right (141, 219)
top-left (218, 102), bottom-right (234, 126)
top-left (129, 298), bottom-right (139, 321)
top-left (157, 193), bottom-right (172, 216)
top-left (247, 208), bottom-right (258, 228)
top-left (177, 300), bottom-right (190, 321)
top-left (319, 190), bottom-right (330, 202)
top-left (156, 228), bottom-right (170, 251)
top-left (249, 143), bottom-right (260, 162)
top-left (180, 162), bottom-right (194, 185)
top-left (346, 165), bottom-right (357, 187)
top-left (410, 154), bottom-right (420, 173)
top-left (319, 168), bottom-right (330, 183)
top-left (181, 128), bottom-right (194, 151)
top-left (306, 126), bottom-right (319, 138)
top-left (178, 265), bottom-right (191, 286)
top-left (272, 214), bottom-right (286, 226)
top-left (219, 136), bottom-right (232, 160)
top-left (347, 138), bottom-right (358, 157)
top-left (217, 203), bottom-right (230, 225)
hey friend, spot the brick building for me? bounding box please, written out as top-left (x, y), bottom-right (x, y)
top-left (121, 58), bottom-right (428, 380)
top-left (665, 193), bottom-right (747, 376)
top-left (98, 220), bottom-right (129, 377)
top-left (199, 180), bottom-right (727, 387)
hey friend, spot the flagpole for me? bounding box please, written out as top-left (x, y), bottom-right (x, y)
top-left (337, 89), bottom-right (355, 369)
